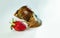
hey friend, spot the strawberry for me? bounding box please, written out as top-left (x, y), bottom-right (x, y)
top-left (10, 18), bottom-right (26, 31)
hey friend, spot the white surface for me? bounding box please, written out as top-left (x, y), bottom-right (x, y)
top-left (0, 0), bottom-right (59, 38)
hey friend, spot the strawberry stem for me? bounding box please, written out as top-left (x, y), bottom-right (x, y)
top-left (12, 18), bottom-right (14, 22)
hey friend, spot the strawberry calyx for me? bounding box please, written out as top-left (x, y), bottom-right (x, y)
top-left (10, 18), bottom-right (16, 30)
top-left (10, 25), bottom-right (14, 30)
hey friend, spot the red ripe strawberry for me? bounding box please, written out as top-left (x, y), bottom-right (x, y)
top-left (10, 19), bottom-right (26, 31)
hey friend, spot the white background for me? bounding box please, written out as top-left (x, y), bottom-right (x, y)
top-left (0, 0), bottom-right (59, 38)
